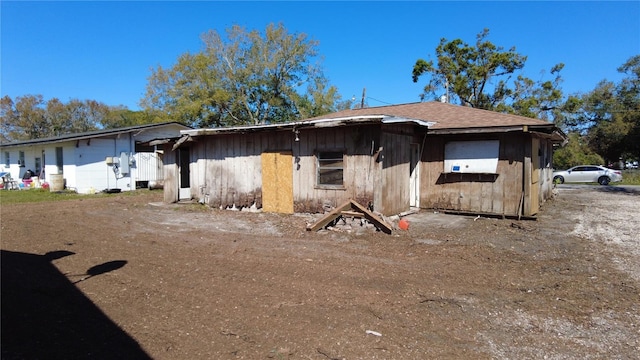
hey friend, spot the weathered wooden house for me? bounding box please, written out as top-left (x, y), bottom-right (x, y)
top-left (1, 122), bottom-right (190, 193)
top-left (164, 102), bottom-right (566, 217)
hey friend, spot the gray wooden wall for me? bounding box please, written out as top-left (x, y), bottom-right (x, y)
top-left (165, 126), bottom-right (555, 217)
top-left (179, 124), bottom-right (408, 214)
top-left (420, 132), bottom-right (555, 217)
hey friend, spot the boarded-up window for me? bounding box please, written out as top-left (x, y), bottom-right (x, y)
top-left (444, 140), bottom-right (499, 173)
top-left (317, 151), bottom-right (344, 186)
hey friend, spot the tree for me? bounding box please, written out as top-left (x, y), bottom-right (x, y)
top-left (141, 23), bottom-right (343, 128)
top-left (567, 55), bottom-right (640, 165)
top-left (553, 132), bottom-right (604, 169)
top-left (412, 29), bottom-right (568, 121)
top-left (100, 106), bottom-right (163, 129)
top-left (295, 76), bottom-right (353, 119)
top-left (1, 95), bottom-right (153, 142)
top-left (1, 95), bottom-right (48, 141)
top-left (413, 29), bottom-right (526, 108)
top-left (616, 55), bottom-right (640, 161)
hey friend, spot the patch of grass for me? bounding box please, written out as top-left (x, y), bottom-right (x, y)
top-left (620, 169), bottom-right (640, 185)
top-left (173, 202), bottom-right (211, 212)
top-left (0, 188), bottom-right (98, 204)
top-left (0, 188), bottom-right (151, 204)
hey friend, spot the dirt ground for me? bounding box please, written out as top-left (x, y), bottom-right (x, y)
top-left (2, 185), bottom-right (639, 359)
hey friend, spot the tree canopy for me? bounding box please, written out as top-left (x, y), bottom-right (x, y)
top-left (141, 23), bottom-right (348, 128)
top-left (412, 29), bottom-right (572, 122)
top-left (558, 55), bottom-right (640, 167)
top-left (412, 29), bottom-right (639, 166)
top-left (0, 95), bottom-right (158, 142)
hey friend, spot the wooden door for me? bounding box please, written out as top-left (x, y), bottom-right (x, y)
top-left (178, 147), bottom-right (191, 200)
top-left (530, 139), bottom-right (540, 214)
top-left (410, 143), bottom-right (420, 207)
top-left (261, 151), bottom-right (293, 214)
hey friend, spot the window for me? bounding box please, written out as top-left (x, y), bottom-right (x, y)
top-left (317, 151), bottom-right (344, 187)
top-left (55, 147), bottom-right (63, 174)
top-left (18, 151), bottom-right (25, 167)
top-left (4, 152), bottom-right (9, 167)
top-left (35, 157), bottom-right (41, 175)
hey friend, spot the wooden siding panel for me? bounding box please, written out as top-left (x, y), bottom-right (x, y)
top-left (162, 143), bottom-right (178, 203)
top-left (200, 135), bottom-right (259, 209)
top-left (421, 134), bottom-right (526, 216)
top-left (492, 157), bottom-right (505, 214)
top-left (480, 180), bottom-right (493, 213)
top-left (166, 125), bottom-right (556, 218)
top-left (293, 128), bottom-right (317, 212)
top-left (498, 135), bottom-right (523, 216)
top-left (379, 126), bottom-right (412, 215)
top-left (167, 124), bottom-right (408, 215)
top-left (292, 126), bottom-right (378, 213)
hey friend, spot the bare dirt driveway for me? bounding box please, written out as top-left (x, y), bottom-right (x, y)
top-left (2, 185), bottom-right (639, 359)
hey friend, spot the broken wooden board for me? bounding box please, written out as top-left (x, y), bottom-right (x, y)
top-left (306, 200), bottom-right (352, 232)
top-left (306, 199), bottom-right (393, 234)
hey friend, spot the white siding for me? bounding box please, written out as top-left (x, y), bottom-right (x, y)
top-left (1, 124), bottom-right (186, 193)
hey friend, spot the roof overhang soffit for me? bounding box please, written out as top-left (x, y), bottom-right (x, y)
top-left (171, 135), bottom-right (194, 151)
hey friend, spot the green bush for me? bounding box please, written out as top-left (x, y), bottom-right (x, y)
top-left (553, 133), bottom-right (604, 170)
top-left (620, 170), bottom-right (640, 185)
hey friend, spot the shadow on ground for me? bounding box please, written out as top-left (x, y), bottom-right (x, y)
top-left (1, 250), bottom-right (150, 360)
top-left (595, 185), bottom-right (640, 195)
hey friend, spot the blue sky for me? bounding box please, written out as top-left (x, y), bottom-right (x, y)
top-left (2, 1), bottom-right (639, 111)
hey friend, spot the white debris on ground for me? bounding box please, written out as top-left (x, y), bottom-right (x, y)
top-left (569, 188), bottom-right (640, 281)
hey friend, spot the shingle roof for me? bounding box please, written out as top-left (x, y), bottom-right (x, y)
top-left (179, 101), bottom-right (565, 143)
top-left (307, 101), bottom-right (552, 130)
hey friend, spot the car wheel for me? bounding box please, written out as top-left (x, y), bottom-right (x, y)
top-left (553, 176), bottom-right (564, 184)
top-left (598, 176), bottom-right (610, 185)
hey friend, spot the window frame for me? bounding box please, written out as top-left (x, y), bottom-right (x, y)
top-left (315, 150), bottom-right (346, 189)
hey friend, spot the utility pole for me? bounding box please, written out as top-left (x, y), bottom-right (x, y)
top-left (445, 78), bottom-right (449, 103)
top-left (360, 87), bottom-right (366, 109)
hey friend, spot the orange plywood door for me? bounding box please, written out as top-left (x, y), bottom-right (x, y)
top-left (261, 151), bottom-right (293, 214)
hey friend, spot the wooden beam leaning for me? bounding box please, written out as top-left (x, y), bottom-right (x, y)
top-left (306, 200), bottom-right (352, 232)
top-left (306, 199), bottom-right (393, 234)
top-left (348, 200), bottom-right (392, 234)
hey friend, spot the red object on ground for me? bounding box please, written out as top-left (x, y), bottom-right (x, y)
top-left (398, 219), bottom-right (410, 230)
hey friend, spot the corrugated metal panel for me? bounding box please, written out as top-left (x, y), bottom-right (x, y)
top-left (134, 152), bottom-right (163, 181)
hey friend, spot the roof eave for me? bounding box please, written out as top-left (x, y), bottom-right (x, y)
top-left (181, 115), bottom-right (434, 137)
top-left (0, 122), bottom-right (190, 148)
top-left (426, 125), bottom-right (529, 135)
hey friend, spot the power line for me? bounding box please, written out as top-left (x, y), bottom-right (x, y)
top-left (365, 96), bottom-right (393, 105)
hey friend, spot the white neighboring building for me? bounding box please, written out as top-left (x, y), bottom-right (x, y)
top-left (0, 122), bottom-right (190, 193)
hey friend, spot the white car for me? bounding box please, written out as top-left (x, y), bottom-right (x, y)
top-left (553, 165), bottom-right (623, 185)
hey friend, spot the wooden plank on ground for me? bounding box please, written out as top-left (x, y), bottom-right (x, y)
top-left (349, 199), bottom-right (393, 234)
top-left (306, 200), bottom-right (352, 232)
top-left (306, 199), bottom-right (393, 234)
top-left (341, 210), bottom-right (364, 218)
